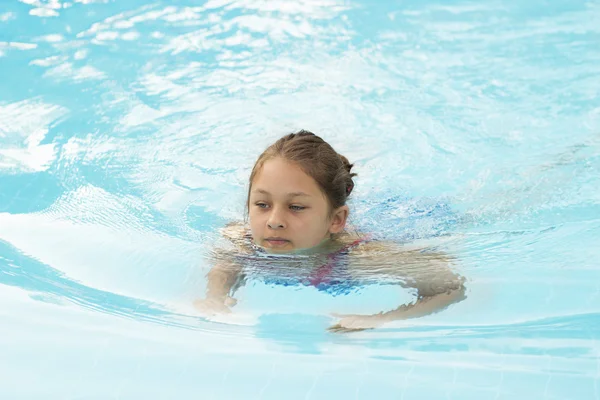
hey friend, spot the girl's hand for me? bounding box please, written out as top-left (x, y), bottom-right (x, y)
top-left (194, 296), bottom-right (237, 317)
top-left (327, 313), bottom-right (387, 333)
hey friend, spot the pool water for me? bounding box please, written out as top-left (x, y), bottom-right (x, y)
top-left (1, 0), bottom-right (599, 398)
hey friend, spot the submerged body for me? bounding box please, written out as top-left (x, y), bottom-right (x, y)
top-left (197, 224), bottom-right (466, 332)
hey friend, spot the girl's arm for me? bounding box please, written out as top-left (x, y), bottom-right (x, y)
top-left (206, 260), bottom-right (244, 302)
top-left (195, 259), bottom-right (244, 315)
top-left (195, 222), bottom-right (248, 315)
top-left (330, 246), bottom-right (466, 332)
top-left (194, 222), bottom-right (248, 316)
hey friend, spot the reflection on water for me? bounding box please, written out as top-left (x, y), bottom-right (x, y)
top-left (1, 0), bottom-right (600, 397)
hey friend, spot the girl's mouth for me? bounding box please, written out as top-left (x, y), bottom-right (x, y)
top-left (264, 238), bottom-right (290, 247)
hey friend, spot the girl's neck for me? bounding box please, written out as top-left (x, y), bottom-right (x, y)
top-left (293, 234), bottom-right (347, 256)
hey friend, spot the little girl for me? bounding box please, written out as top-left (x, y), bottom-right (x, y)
top-left (195, 130), bottom-right (466, 332)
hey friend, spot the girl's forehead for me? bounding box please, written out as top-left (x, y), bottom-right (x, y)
top-left (252, 158), bottom-right (324, 196)
top-left (255, 158), bottom-right (311, 182)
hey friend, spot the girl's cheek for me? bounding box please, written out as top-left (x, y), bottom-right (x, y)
top-left (251, 213), bottom-right (266, 225)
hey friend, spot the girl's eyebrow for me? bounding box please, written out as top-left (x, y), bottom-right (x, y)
top-left (252, 189), bottom-right (311, 198)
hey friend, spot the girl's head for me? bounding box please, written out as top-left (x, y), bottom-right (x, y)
top-left (247, 130), bottom-right (356, 253)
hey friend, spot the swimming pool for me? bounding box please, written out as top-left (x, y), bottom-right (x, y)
top-left (1, 0), bottom-right (599, 398)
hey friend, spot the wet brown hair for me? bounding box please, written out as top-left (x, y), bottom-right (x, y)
top-left (247, 130), bottom-right (356, 215)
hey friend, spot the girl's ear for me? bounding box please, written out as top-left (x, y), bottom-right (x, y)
top-left (328, 205), bottom-right (349, 234)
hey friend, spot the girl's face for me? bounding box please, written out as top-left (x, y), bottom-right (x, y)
top-left (248, 157), bottom-right (348, 253)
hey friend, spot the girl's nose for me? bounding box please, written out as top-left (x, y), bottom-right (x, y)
top-left (267, 221), bottom-right (284, 229)
top-left (267, 208), bottom-right (286, 229)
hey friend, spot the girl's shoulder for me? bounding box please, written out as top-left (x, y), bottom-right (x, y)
top-left (342, 230), bottom-right (456, 255)
top-left (219, 221), bottom-right (253, 253)
top-left (332, 230), bottom-right (379, 255)
top-left (220, 221), bottom-right (249, 240)
top-left (340, 231), bottom-right (445, 267)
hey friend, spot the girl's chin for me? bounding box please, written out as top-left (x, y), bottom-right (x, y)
top-left (260, 241), bottom-right (294, 253)
top-left (260, 243), bottom-right (315, 255)
top-left (254, 237), bottom-right (333, 254)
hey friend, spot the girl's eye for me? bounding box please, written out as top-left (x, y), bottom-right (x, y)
top-left (289, 205), bottom-right (306, 212)
top-left (255, 202), bottom-right (269, 209)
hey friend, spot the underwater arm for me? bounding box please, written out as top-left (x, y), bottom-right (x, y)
top-left (379, 276), bottom-right (465, 320)
top-left (329, 250), bottom-right (466, 332)
top-left (385, 258), bottom-right (466, 319)
top-left (195, 222), bottom-right (248, 315)
top-left (195, 258), bottom-right (244, 315)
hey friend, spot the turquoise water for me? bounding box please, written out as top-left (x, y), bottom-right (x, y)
top-left (1, 0), bottom-right (599, 398)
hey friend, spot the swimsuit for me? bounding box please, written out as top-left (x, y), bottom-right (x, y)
top-left (306, 235), bottom-right (371, 293)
